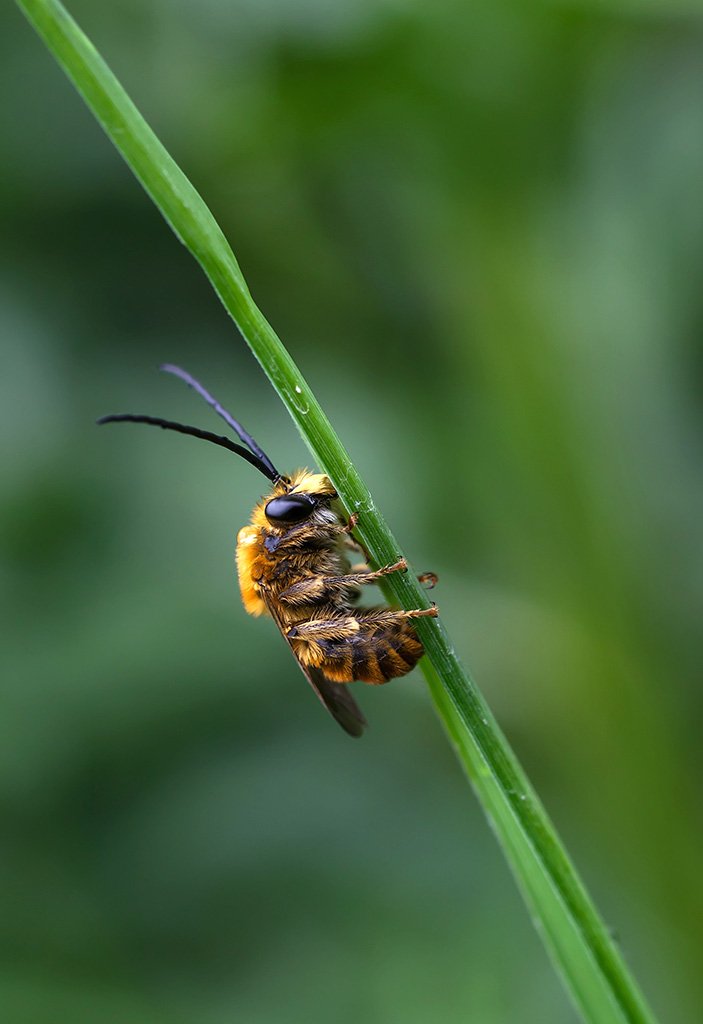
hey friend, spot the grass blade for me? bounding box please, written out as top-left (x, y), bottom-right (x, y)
top-left (15, 2), bottom-right (660, 1021)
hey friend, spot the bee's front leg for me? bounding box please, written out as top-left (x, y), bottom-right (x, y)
top-left (340, 511), bottom-right (379, 563)
top-left (343, 512), bottom-right (359, 534)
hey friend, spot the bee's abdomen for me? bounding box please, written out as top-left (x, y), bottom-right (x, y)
top-left (351, 626), bottom-right (424, 684)
top-left (298, 613), bottom-right (425, 685)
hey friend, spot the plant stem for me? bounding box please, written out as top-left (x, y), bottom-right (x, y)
top-left (15, 2), bottom-right (660, 1022)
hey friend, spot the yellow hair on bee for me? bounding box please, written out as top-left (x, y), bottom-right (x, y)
top-left (287, 470), bottom-right (336, 497)
top-left (236, 525), bottom-right (268, 616)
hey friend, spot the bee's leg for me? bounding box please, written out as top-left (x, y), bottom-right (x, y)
top-left (348, 558), bottom-right (409, 581)
top-left (358, 565), bottom-right (438, 589)
top-left (343, 512), bottom-right (359, 534)
top-left (418, 571), bottom-right (439, 589)
top-left (342, 550), bottom-right (438, 589)
top-left (340, 512), bottom-right (373, 562)
top-left (340, 512), bottom-right (435, 587)
top-left (287, 607), bottom-right (438, 641)
top-left (278, 559), bottom-right (409, 606)
top-left (401, 605), bottom-right (438, 619)
top-left (287, 617), bottom-right (360, 642)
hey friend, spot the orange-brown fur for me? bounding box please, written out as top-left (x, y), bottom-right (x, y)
top-left (236, 469), bottom-right (435, 685)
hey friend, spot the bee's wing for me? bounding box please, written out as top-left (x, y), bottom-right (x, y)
top-left (263, 597), bottom-right (367, 738)
top-left (298, 662), bottom-right (367, 738)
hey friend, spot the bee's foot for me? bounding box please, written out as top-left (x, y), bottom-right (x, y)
top-left (418, 571), bottom-right (438, 590)
top-left (385, 557), bottom-right (408, 574)
top-left (406, 603), bottom-right (438, 619)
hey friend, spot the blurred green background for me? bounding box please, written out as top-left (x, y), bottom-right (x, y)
top-left (2, 1), bottom-right (702, 1021)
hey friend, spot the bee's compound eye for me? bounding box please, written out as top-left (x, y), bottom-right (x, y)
top-left (264, 494), bottom-right (315, 524)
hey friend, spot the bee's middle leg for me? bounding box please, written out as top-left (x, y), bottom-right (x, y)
top-left (279, 560), bottom-right (409, 606)
top-left (343, 555), bottom-right (438, 590)
top-left (341, 558), bottom-right (410, 582)
top-left (355, 557), bottom-right (409, 581)
top-left (341, 515), bottom-right (435, 587)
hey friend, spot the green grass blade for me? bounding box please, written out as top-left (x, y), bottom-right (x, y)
top-left (15, 2), bottom-right (660, 1022)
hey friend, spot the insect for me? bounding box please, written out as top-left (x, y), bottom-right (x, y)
top-left (99, 365), bottom-right (437, 736)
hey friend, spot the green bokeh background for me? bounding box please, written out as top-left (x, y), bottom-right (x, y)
top-left (2, 2), bottom-right (702, 1022)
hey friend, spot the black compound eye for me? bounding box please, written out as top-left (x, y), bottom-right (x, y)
top-left (264, 494), bottom-right (315, 525)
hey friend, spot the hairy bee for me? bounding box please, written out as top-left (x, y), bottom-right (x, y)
top-left (99, 365), bottom-right (437, 736)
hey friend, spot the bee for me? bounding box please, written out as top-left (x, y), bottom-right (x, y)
top-left (99, 365), bottom-right (437, 736)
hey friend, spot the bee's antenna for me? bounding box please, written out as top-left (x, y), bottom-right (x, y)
top-left (160, 364), bottom-right (280, 481)
top-left (97, 414), bottom-right (280, 481)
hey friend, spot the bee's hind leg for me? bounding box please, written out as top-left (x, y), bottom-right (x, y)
top-left (417, 571), bottom-right (439, 589)
top-left (403, 604), bottom-right (438, 619)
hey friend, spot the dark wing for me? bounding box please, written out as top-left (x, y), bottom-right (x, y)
top-left (298, 663), bottom-right (367, 738)
top-left (262, 596), bottom-right (367, 738)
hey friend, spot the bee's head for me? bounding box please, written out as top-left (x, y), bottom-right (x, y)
top-left (264, 470), bottom-right (337, 527)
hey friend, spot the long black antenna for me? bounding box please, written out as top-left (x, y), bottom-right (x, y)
top-left (160, 364), bottom-right (279, 480)
top-left (97, 414), bottom-right (279, 481)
